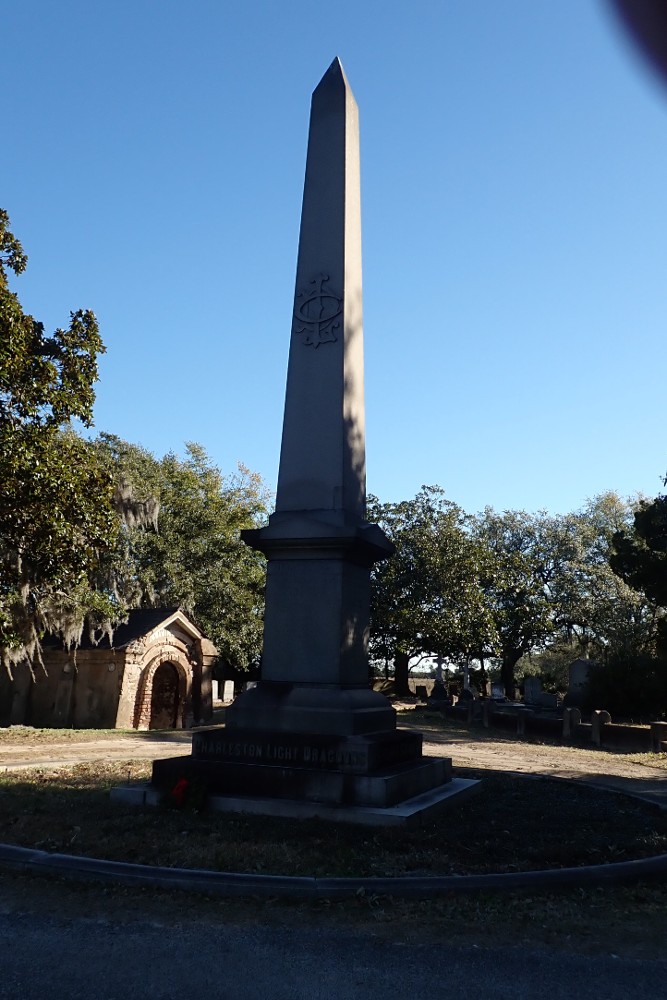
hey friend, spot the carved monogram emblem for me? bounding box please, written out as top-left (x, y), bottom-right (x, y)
top-left (293, 273), bottom-right (342, 348)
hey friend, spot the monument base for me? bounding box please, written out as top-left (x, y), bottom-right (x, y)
top-left (112, 776), bottom-right (480, 827)
top-left (199, 777), bottom-right (479, 826)
top-left (144, 722), bottom-right (475, 824)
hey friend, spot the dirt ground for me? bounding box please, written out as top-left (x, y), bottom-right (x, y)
top-left (1, 711), bottom-right (666, 806)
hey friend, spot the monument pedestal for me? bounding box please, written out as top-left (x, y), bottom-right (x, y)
top-left (148, 720), bottom-right (479, 825)
top-left (152, 723), bottom-right (453, 810)
top-left (223, 684), bottom-right (396, 735)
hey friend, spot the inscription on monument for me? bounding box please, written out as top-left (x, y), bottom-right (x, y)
top-left (293, 273), bottom-right (342, 347)
top-left (192, 733), bottom-right (368, 771)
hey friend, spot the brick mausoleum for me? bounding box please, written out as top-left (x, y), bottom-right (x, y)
top-left (0, 608), bottom-right (217, 730)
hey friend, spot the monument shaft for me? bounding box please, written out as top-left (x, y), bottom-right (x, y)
top-left (234, 57), bottom-right (392, 718)
top-left (276, 56), bottom-right (365, 516)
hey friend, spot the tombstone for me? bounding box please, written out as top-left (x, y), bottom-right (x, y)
top-left (564, 658), bottom-right (593, 708)
top-left (211, 680), bottom-right (220, 703)
top-left (650, 721), bottom-right (667, 751)
top-left (524, 676), bottom-right (561, 710)
top-left (414, 685), bottom-right (429, 703)
top-left (591, 709), bottom-right (611, 746)
top-left (523, 676), bottom-right (542, 705)
top-left (536, 691), bottom-right (559, 710)
top-left (562, 706), bottom-right (582, 740)
top-left (222, 680), bottom-right (235, 703)
top-left (428, 680), bottom-right (450, 705)
top-left (150, 60), bottom-right (478, 821)
top-left (516, 707), bottom-right (533, 736)
top-left (491, 682), bottom-right (505, 700)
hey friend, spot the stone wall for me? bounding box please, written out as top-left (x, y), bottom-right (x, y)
top-left (0, 650), bottom-right (123, 729)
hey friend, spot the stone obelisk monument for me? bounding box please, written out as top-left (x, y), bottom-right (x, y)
top-left (228, 56), bottom-right (396, 736)
top-left (152, 59), bottom-right (475, 821)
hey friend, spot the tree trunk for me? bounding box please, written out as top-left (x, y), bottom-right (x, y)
top-left (501, 651), bottom-right (522, 699)
top-left (393, 651), bottom-right (410, 697)
top-left (478, 655), bottom-right (487, 692)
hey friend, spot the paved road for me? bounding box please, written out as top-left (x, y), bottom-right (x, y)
top-left (0, 904), bottom-right (665, 1000)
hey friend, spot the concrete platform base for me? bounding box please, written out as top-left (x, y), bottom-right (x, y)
top-left (111, 777), bottom-right (481, 827)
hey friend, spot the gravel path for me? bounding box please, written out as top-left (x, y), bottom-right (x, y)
top-left (0, 733), bottom-right (191, 771)
top-left (411, 721), bottom-right (667, 807)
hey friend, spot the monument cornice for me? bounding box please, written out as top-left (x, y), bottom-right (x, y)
top-left (241, 519), bottom-right (393, 567)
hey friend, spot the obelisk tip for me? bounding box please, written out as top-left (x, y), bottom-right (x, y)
top-left (313, 56), bottom-right (352, 98)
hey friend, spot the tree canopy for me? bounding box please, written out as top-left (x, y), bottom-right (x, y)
top-left (610, 492), bottom-right (667, 650)
top-left (92, 435), bottom-right (269, 670)
top-left (0, 210), bottom-right (116, 673)
top-left (368, 487), bottom-right (495, 693)
top-left (0, 211), bottom-right (268, 678)
top-left (367, 486), bottom-right (661, 699)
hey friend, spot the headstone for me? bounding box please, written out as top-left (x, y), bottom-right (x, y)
top-left (150, 59), bottom-right (477, 821)
top-left (524, 676), bottom-right (560, 709)
top-left (651, 721), bottom-right (667, 751)
top-left (523, 676), bottom-right (542, 705)
top-left (565, 658), bottom-right (593, 707)
top-left (211, 680), bottom-right (220, 703)
top-left (516, 707), bottom-right (533, 736)
top-left (591, 709), bottom-right (611, 746)
top-left (536, 691), bottom-right (559, 710)
top-left (428, 680), bottom-right (449, 705)
top-left (223, 680), bottom-right (235, 703)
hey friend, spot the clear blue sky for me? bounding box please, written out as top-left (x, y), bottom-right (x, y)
top-left (4, 1), bottom-right (667, 516)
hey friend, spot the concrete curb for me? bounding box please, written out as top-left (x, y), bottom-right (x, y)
top-left (1, 842), bottom-right (667, 899)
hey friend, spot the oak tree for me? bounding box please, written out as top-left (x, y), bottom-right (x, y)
top-left (0, 211), bottom-right (116, 674)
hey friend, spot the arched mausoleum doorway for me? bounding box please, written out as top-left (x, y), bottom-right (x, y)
top-left (133, 652), bottom-right (189, 730)
top-left (149, 662), bottom-right (180, 729)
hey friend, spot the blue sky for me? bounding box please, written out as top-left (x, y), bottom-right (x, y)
top-left (4, 1), bottom-right (667, 517)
